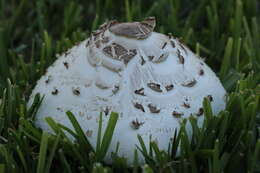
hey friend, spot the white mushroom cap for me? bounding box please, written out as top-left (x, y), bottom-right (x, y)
top-left (28, 17), bottom-right (226, 165)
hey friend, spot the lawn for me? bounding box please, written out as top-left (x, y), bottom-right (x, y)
top-left (0, 0), bottom-right (259, 172)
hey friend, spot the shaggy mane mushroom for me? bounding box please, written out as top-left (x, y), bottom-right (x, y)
top-left (29, 17), bottom-right (226, 166)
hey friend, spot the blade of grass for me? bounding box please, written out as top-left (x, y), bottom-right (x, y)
top-left (0, 164), bottom-right (5, 173)
top-left (125, 0), bottom-right (132, 22)
top-left (45, 134), bottom-right (61, 173)
top-left (66, 111), bottom-right (93, 152)
top-left (58, 149), bottom-right (72, 173)
top-left (96, 112), bottom-right (103, 154)
top-left (37, 132), bottom-right (49, 173)
top-left (97, 112), bottom-right (118, 160)
top-left (220, 37), bottom-right (233, 79)
top-left (45, 117), bottom-right (67, 138)
top-left (133, 149), bottom-right (139, 173)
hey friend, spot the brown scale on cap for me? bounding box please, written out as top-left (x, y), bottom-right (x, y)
top-left (103, 46), bottom-right (113, 57)
top-left (177, 49), bottom-right (185, 64)
top-left (207, 95), bottom-right (213, 102)
top-left (131, 119), bottom-right (144, 130)
top-left (140, 56), bottom-right (146, 65)
top-left (86, 40), bottom-right (90, 47)
top-left (89, 21), bottom-right (115, 47)
top-left (130, 49), bottom-right (137, 55)
top-left (112, 85), bottom-right (120, 94)
top-left (170, 40), bottom-right (176, 48)
top-left (51, 88), bottom-right (58, 95)
top-left (134, 88), bottom-right (145, 96)
top-left (121, 49), bottom-right (137, 64)
top-left (134, 102), bottom-right (145, 112)
top-left (165, 84), bottom-right (174, 91)
top-left (103, 43), bottom-right (136, 64)
top-left (178, 54), bottom-right (185, 64)
top-left (98, 21), bottom-right (112, 30)
top-left (199, 69), bottom-right (204, 76)
top-left (101, 36), bottom-right (109, 44)
top-left (92, 31), bottom-right (102, 41)
top-left (89, 20), bottom-right (113, 49)
top-left (162, 42), bottom-right (167, 49)
top-left (179, 43), bottom-right (188, 55)
top-left (167, 33), bottom-right (173, 39)
top-left (197, 108), bottom-right (204, 116)
top-left (147, 82), bottom-right (162, 92)
top-left (98, 20), bottom-right (118, 32)
top-left (148, 56), bottom-right (154, 61)
top-left (72, 88), bottom-right (80, 96)
top-left (172, 111), bottom-right (184, 118)
top-left (95, 40), bottom-right (102, 48)
top-left (141, 17), bottom-right (156, 28)
top-left (104, 107), bottom-right (110, 116)
top-left (63, 62), bottom-right (69, 69)
top-left (154, 53), bottom-right (169, 63)
top-left (182, 79), bottom-right (197, 87)
top-left (56, 107), bottom-right (62, 111)
top-left (79, 111), bottom-right (84, 117)
top-left (85, 130), bottom-right (93, 137)
top-left (45, 76), bottom-right (52, 84)
top-left (148, 104), bottom-right (160, 113)
top-left (112, 43), bottom-right (128, 58)
top-left (182, 102), bottom-right (190, 109)
top-left (109, 17), bottom-right (156, 39)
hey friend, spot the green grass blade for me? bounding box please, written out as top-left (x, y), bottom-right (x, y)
top-left (133, 149), bottom-right (139, 173)
top-left (125, 0), bottom-right (132, 22)
top-left (66, 111), bottom-right (93, 152)
top-left (220, 37), bottom-right (233, 79)
top-left (45, 134), bottom-right (61, 173)
top-left (58, 149), bottom-right (72, 173)
top-left (45, 117), bottom-right (67, 138)
top-left (96, 112), bottom-right (103, 154)
top-left (0, 164), bottom-right (5, 173)
top-left (98, 112), bottom-right (118, 160)
top-left (37, 132), bottom-right (49, 173)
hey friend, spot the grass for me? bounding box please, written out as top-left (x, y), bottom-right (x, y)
top-left (0, 0), bottom-right (259, 172)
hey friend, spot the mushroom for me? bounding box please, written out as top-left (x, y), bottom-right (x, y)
top-left (28, 17), bottom-right (226, 166)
